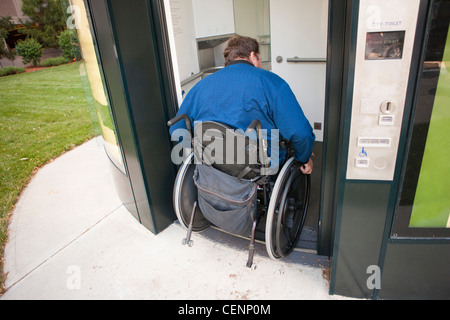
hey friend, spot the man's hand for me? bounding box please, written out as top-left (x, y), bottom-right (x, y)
top-left (300, 153), bottom-right (314, 175)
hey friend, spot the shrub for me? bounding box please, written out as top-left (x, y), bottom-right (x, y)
top-left (39, 57), bottom-right (72, 67)
top-left (16, 38), bottom-right (43, 67)
top-left (58, 30), bottom-right (82, 61)
top-left (0, 66), bottom-right (25, 77)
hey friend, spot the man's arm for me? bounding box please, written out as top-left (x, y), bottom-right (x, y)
top-left (270, 82), bottom-right (316, 167)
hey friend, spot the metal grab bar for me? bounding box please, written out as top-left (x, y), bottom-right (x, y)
top-left (286, 57), bottom-right (327, 63)
top-left (181, 72), bottom-right (204, 87)
top-left (201, 66), bottom-right (224, 74)
top-left (181, 67), bottom-right (224, 87)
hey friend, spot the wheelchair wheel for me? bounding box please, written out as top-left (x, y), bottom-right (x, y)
top-left (265, 158), bottom-right (310, 260)
top-left (173, 152), bottom-right (211, 232)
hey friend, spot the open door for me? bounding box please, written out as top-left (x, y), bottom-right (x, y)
top-left (269, 0), bottom-right (329, 253)
top-left (270, 0), bottom-right (328, 142)
top-left (164, 0), bottom-right (331, 254)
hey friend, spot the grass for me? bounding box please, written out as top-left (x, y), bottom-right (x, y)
top-left (0, 62), bottom-right (94, 294)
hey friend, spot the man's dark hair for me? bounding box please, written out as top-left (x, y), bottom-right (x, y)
top-left (224, 35), bottom-right (260, 66)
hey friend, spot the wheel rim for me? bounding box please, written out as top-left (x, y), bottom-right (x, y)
top-left (174, 153), bottom-right (211, 231)
top-left (265, 158), bottom-right (310, 260)
top-left (275, 172), bottom-right (309, 257)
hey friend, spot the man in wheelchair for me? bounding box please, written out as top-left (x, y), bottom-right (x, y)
top-left (168, 35), bottom-right (315, 267)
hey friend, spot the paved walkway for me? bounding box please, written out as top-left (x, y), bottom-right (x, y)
top-left (1, 138), bottom-right (353, 300)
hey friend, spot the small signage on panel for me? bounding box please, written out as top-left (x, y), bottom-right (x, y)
top-left (365, 31), bottom-right (406, 60)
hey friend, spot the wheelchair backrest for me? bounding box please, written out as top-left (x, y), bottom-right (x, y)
top-left (193, 121), bottom-right (265, 180)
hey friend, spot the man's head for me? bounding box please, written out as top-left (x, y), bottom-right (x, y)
top-left (224, 35), bottom-right (262, 68)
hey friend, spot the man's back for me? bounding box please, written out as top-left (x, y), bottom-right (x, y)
top-left (170, 61), bottom-right (315, 164)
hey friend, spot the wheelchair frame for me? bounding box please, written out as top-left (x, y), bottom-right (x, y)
top-left (168, 115), bottom-right (310, 268)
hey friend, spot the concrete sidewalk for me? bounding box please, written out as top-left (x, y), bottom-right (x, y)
top-left (1, 138), bottom-right (352, 300)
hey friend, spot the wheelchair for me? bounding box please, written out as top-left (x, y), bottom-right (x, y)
top-left (168, 114), bottom-right (311, 268)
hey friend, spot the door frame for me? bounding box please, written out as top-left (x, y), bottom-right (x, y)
top-left (317, 0), bottom-right (351, 257)
top-left (156, 0), bottom-right (351, 257)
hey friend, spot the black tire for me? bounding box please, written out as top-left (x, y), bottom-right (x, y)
top-left (265, 158), bottom-right (310, 259)
top-left (173, 153), bottom-right (211, 232)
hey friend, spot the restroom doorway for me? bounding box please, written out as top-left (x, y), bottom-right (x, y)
top-left (165, 0), bottom-right (331, 255)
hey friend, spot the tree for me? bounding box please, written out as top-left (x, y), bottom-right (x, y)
top-left (58, 29), bottom-right (81, 61)
top-left (0, 16), bottom-right (16, 62)
top-left (16, 38), bottom-right (43, 66)
top-left (20, 0), bottom-right (67, 48)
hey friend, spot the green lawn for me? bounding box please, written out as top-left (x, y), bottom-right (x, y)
top-left (0, 62), bottom-right (94, 293)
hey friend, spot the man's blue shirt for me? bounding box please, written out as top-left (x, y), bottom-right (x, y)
top-left (169, 61), bottom-right (315, 164)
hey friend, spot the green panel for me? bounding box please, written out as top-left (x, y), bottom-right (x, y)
top-left (108, 0), bottom-right (177, 233)
top-left (409, 26), bottom-right (450, 228)
top-left (332, 182), bottom-right (391, 299)
top-left (87, 0), bottom-right (151, 228)
top-left (380, 242), bottom-right (450, 299)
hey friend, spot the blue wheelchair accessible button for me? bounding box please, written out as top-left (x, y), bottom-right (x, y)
top-left (359, 148), bottom-right (368, 158)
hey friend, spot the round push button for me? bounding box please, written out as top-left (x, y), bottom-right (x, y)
top-left (374, 157), bottom-right (389, 170)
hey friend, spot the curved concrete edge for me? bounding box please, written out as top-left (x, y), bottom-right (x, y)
top-left (1, 138), bottom-right (355, 300)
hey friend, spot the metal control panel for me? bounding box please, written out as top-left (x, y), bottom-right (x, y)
top-left (346, 0), bottom-right (421, 181)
